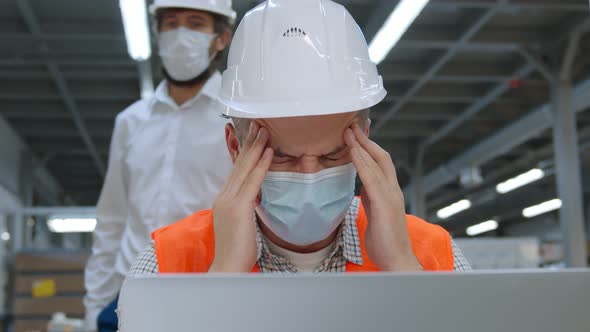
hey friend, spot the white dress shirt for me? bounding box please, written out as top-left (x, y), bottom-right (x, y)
top-left (84, 72), bottom-right (232, 330)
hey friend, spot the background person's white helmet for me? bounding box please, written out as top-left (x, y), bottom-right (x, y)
top-left (218, 0), bottom-right (387, 119)
top-left (149, 0), bottom-right (236, 23)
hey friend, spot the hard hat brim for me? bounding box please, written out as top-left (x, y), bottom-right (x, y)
top-left (219, 89), bottom-right (387, 119)
top-left (149, 4), bottom-right (236, 23)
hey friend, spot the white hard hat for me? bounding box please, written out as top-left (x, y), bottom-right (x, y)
top-left (149, 0), bottom-right (236, 22)
top-left (218, 0), bottom-right (386, 119)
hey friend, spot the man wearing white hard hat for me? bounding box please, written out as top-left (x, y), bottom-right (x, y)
top-left (128, 0), bottom-right (470, 280)
top-left (83, 1), bottom-right (236, 331)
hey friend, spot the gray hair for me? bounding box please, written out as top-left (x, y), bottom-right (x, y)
top-left (232, 109), bottom-right (371, 143)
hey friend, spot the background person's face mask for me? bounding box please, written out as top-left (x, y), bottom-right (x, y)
top-left (256, 163), bottom-right (357, 246)
top-left (158, 27), bottom-right (217, 81)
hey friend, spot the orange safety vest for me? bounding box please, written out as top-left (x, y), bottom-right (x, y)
top-left (152, 202), bottom-right (454, 273)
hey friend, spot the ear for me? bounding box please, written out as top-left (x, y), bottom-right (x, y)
top-left (214, 28), bottom-right (232, 52)
top-left (225, 123), bottom-right (240, 163)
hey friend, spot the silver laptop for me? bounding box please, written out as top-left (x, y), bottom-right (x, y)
top-left (118, 270), bottom-right (590, 332)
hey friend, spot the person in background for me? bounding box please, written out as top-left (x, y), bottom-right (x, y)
top-left (83, 1), bottom-right (235, 331)
top-left (127, 0), bottom-right (471, 279)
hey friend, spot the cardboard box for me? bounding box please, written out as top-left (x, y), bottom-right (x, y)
top-left (14, 297), bottom-right (84, 317)
top-left (15, 253), bottom-right (89, 273)
top-left (13, 319), bottom-right (47, 332)
top-left (15, 275), bottom-right (85, 296)
top-left (12, 251), bottom-right (88, 332)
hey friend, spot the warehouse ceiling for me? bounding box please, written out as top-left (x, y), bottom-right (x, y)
top-left (0, 0), bottom-right (589, 234)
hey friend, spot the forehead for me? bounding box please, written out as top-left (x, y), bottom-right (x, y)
top-left (257, 112), bottom-right (359, 155)
top-left (159, 8), bottom-right (213, 20)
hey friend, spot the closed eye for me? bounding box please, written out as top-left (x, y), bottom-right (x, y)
top-left (272, 156), bottom-right (295, 164)
top-left (322, 146), bottom-right (350, 161)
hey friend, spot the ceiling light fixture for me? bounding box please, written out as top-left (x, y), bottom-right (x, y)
top-left (119, 0), bottom-right (152, 61)
top-left (496, 168), bottom-right (545, 194)
top-left (47, 218), bottom-right (97, 233)
top-left (522, 199), bottom-right (562, 218)
top-left (466, 220), bottom-right (499, 236)
top-left (368, 0), bottom-right (430, 64)
top-left (436, 199), bottom-right (472, 219)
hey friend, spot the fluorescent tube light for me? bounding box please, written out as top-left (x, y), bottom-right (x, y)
top-left (522, 199), bottom-right (562, 218)
top-left (368, 0), bottom-right (430, 64)
top-left (141, 83), bottom-right (154, 100)
top-left (496, 168), bottom-right (545, 194)
top-left (47, 218), bottom-right (97, 233)
top-left (436, 199), bottom-right (471, 219)
top-left (466, 220), bottom-right (498, 236)
top-left (120, 0), bottom-right (152, 61)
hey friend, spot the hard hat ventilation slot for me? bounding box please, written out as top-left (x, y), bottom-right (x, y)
top-left (283, 27), bottom-right (306, 38)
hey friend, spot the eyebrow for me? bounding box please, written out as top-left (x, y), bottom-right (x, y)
top-left (273, 145), bottom-right (348, 158)
top-left (187, 15), bottom-right (207, 21)
top-left (162, 11), bottom-right (207, 20)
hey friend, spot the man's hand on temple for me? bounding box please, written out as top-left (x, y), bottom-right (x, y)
top-left (345, 124), bottom-right (423, 272)
top-left (209, 122), bottom-right (273, 273)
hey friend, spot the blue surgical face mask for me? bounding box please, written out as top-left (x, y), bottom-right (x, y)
top-left (256, 163), bottom-right (357, 246)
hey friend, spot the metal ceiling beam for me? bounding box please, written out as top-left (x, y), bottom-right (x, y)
top-left (0, 33), bottom-right (124, 41)
top-left (0, 93), bottom-right (136, 101)
top-left (0, 206), bottom-right (96, 215)
top-left (383, 112), bottom-right (458, 121)
top-left (47, 149), bottom-right (110, 156)
top-left (551, 25), bottom-right (587, 267)
top-left (0, 115), bottom-right (64, 206)
top-left (0, 94), bottom-right (531, 104)
top-left (428, 0), bottom-right (589, 12)
top-left (373, 0), bottom-right (507, 134)
top-left (0, 58), bottom-right (133, 67)
top-left (421, 63), bottom-right (535, 148)
top-left (18, 129), bottom-right (113, 138)
top-left (428, 125), bottom-right (590, 211)
top-left (1, 110), bottom-right (119, 120)
top-left (16, 0), bottom-right (106, 178)
top-left (379, 61), bottom-right (547, 83)
top-left (405, 19), bottom-right (590, 194)
top-left (517, 48), bottom-right (554, 81)
top-left (385, 73), bottom-right (544, 84)
top-left (403, 75), bottom-right (590, 197)
top-left (381, 96), bottom-right (528, 105)
top-left (0, 70), bottom-right (545, 85)
top-left (409, 76), bottom-right (517, 216)
top-left (0, 69), bottom-right (137, 80)
top-left (396, 40), bottom-right (518, 52)
top-left (4, 36), bottom-right (521, 54)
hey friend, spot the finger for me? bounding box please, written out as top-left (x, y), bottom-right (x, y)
top-left (351, 146), bottom-right (388, 202)
top-left (227, 127), bottom-right (270, 196)
top-left (242, 121), bottom-right (260, 151)
top-left (233, 123), bottom-right (264, 170)
top-left (345, 128), bottom-right (383, 184)
top-left (221, 121), bottom-right (260, 192)
top-left (344, 127), bottom-right (361, 149)
top-left (240, 147), bottom-right (273, 200)
top-left (350, 124), bottom-right (399, 184)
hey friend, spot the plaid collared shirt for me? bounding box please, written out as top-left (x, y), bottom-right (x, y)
top-left (128, 198), bottom-right (471, 276)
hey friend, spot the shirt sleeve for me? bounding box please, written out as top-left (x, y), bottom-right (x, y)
top-left (127, 242), bottom-right (160, 277)
top-left (451, 239), bottom-right (472, 271)
top-left (84, 114), bottom-right (130, 331)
